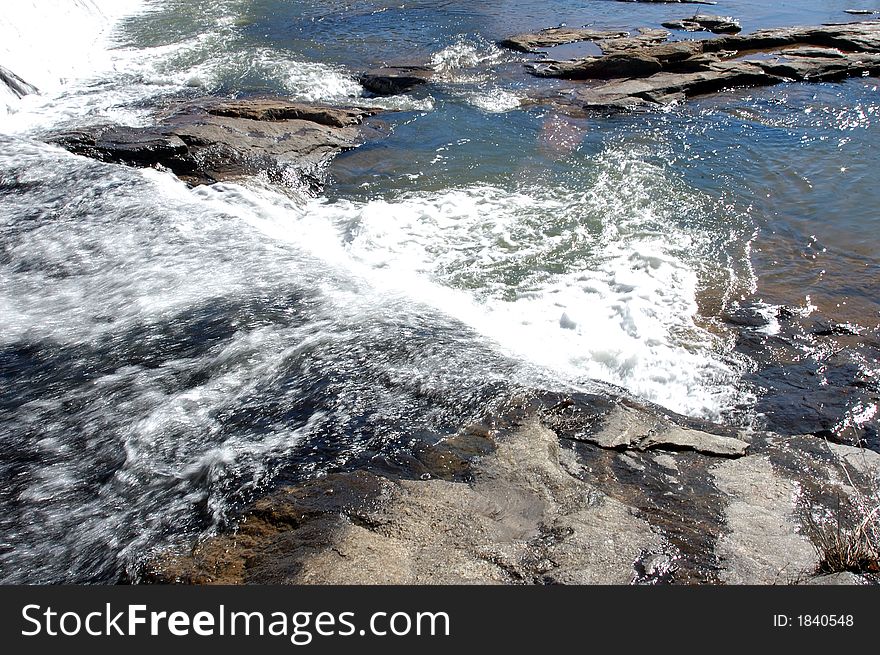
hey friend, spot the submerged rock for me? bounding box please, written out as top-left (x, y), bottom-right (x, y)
top-left (358, 65), bottom-right (433, 95)
top-left (726, 301), bottom-right (879, 449)
top-left (47, 97), bottom-right (380, 192)
top-left (662, 15), bottom-right (742, 35)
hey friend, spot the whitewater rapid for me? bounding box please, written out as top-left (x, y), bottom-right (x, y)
top-left (0, 0), bottom-right (773, 582)
top-left (0, 0), bottom-right (754, 419)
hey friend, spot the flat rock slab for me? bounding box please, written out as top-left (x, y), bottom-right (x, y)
top-left (147, 421), bottom-right (662, 584)
top-left (48, 97), bottom-right (380, 191)
top-left (499, 27), bottom-right (629, 53)
top-left (537, 52), bottom-right (664, 80)
top-left (500, 27), bottom-right (671, 55)
top-left (571, 403), bottom-right (750, 457)
top-left (204, 99), bottom-right (367, 127)
top-left (713, 456), bottom-right (818, 583)
top-left (526, 20), bottom-right (880, 112)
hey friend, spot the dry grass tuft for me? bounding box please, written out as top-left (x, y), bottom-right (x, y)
top-left (804, 442), bottom-right (880, 575)
top-left (805, 495), bottom-right (880, 575)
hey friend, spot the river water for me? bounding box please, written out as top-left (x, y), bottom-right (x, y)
top-left (1, 0), bottom-right (878, 582)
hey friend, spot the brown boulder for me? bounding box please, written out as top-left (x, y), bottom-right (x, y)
top-left (48, 97), bottom-right (380, 192)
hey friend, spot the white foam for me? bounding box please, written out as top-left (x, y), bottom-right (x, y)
top-left (429, 36), bottom-right (508, 83)
top-left (465, 87), bottom-right (522, 113)
top-left (225, 152), bottom-right (753, 420)
top-left (754, 302), bottom-right (781, 335)
top-left (0, 0), bottom-right (154, 129)
top-left (0, 0), bottom-right (144, 95)
top-left (428, 35), bottom-right (522, 113)
top-left (2, 127), bottom-right (751, 421)
top-left (0, 4), bottom-right (754, 425)
top-left (0, 0), bottom-right (435, 131)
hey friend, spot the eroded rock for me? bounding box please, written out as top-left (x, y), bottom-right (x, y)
top-left (521, 20), bottom-right (880, 113)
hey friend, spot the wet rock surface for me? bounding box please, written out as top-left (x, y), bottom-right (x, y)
top-left (147, 420), bottom-right (663, 584)
top-left (47, 97), bottom-right (381, 192)
top-left (358, 65), bottom-right (433, 95)
top-left (662, 15), bottom-right (742, 35)
top-left (498, 27), bottom-right (629, 54)
top-left (723, 302), bottom-right (880, 449)
top-left (145, 390), bottom-right (879, 585)
top-left (502, 20), bottom-right (880, 112)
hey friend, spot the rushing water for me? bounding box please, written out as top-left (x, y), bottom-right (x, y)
top-left (1, 0), bottom-right (878, 582)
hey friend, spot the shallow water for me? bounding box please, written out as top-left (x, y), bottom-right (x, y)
top-left (1, 0), bottom-right (878, 582)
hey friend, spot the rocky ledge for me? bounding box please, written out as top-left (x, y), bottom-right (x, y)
top-left (145, 391), bottom-right (879, 585)
top-left (501, 20), bottom-right (880, 112)
top-left (499, 28), bottom-right (631, 53)
top-left (48, 97), bottom-right (382, 192)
